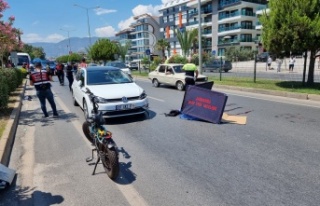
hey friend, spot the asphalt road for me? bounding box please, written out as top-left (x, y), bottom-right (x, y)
top-left (1, 76), bottom-right (320, 206)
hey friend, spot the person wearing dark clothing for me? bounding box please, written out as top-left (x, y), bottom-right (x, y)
top-left (56, 62), bottom-right (65, 85)
top-left (66, 62), bottom-right (75, 91)
top-left (29, 62), bottom-right (58, 118)
top-left (182, 57), bottom-right (199, 87)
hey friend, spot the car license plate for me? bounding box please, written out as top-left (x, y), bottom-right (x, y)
top-left (116, 104), bottom-right (134, 110)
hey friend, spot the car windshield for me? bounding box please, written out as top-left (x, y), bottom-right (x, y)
top-left (87, 69), bottom-right (133, 85)
top-left (106, 62), bottom-right (126, 68)
top-left (172, 65), bottom-right (184, 73)
top-left (17, 56), bottom-right (30, 66)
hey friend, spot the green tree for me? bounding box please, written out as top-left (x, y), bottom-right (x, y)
top-left (31, 47), bottom-right (46, 59)
top-left (88, 39), bottom-right (118, 64)
top-left (116, 40), bottom-right (131, 62)
top-left (155, 39), bottom-right (170, 58)
top-left (0, 0), bottom-right (22, 67)
top-left (175, 28), bottom-right (198, 57)
top-left (260, 0), bottom-right (320, 85)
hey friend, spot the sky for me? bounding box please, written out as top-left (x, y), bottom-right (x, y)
top-left (2, 0), bottom-right (171, 44)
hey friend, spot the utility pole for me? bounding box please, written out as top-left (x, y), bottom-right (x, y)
top-left (74, 4), bottom-right (100, 46)
top-left (197, 0), bottom-right (202, 74)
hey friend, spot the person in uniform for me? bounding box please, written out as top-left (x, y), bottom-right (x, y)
top-left (182, 57), bottom-right (199, 87)
top-left (29, 62), bottom-right (59, 118)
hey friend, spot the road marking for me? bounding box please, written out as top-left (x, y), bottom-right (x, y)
top-left (54, 93), bottom-right (149, 206)
top-left (148, 96), bottom-right (165, 102)
top-left (221, 90), bottom-right (320, 109)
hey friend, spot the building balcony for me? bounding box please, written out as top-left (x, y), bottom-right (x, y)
top-left (218, 25), bottom-right (255, 33)
top-left (218, 38), bottom-right (255, 46)
top-left (218, 11), bottom-right (256, 21)
top-left (187, 0), bottom-right (212, 8)
top-left (218, 0), bottom-right (241, 10)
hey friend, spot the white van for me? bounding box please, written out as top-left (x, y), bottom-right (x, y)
top-left (9, 52), bottom-right (32, 69)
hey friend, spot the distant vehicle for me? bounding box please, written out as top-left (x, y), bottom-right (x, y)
top-left (88, 63), bottom-right (98, 66)
top-left (203, 60), bottom-right (233, 73)
top-left (256, 52), bottom-right (275, 62)
top-left (128, 59), bottom-right (141, 70)
top-left (9, 52), bottom-right (31, 69)
top-left (148, 63), bottom-right (208, 91)
top-left (105, 61), bottom-right (132, 78)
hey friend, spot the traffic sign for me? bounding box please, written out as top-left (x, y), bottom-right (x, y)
top-left (145, 49), bottom-right (150, 55)
top-left (211, 50), bottom-right (216, 56)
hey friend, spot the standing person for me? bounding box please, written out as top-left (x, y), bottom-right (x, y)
top-left (79, 58), bottom-right (87, 68)
top-left (29, 62), bottom-right (58, 118)
top-left (66, 62), bottom-right (75, 91)
top-left (182, 57), bottom-right (199, 87)
top-left (276, 57), bottom-right (283, 72)
top-left (267, 56), bottom-right (272, 70)
top-left (55, 62), bottom-right (65, 85)
top-left (289, 56), bottom-right (296, 72)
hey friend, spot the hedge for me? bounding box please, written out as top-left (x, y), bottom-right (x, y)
top-left (0, 68), bottom-right (26, 109)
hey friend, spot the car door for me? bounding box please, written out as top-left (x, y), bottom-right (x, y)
top-left (156, 65), bottom-right (167, 84)
top-left (165, 66), bottom-right (175, 86)
top-left (73, 69), bottom-right (85, 107)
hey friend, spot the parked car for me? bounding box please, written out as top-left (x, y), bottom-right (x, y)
top-left (72, 66), bottom-right (148, 119)
top-left (256, 52), bottom-right (276, 62)
top-left (148, 63), bottom-right (208, 91)
top-left (128, 59), bottom-right (141, 70)
top-left (105, 61), bottom-right (132, 78)
top-left (203, 60), bottom-right (233, 72)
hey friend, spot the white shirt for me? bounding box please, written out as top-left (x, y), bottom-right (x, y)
top-left (289, 58), bottom-right (295, 65)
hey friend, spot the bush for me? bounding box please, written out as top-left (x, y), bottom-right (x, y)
top-left (0, 70), bottom-right (9, 109)
top-left (191, 52), bottom-right (210, 65)
top-left (225, 47), bottom-right (255, 61)
top-left (0, 68), bottom-right (25, 109)
top-left (168, 54), bottom-right (187, 64)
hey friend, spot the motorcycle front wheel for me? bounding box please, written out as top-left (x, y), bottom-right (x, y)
top-left (101, 145), bottom-right (119, 180)
top-left (82, 121), bottom-right (94, 144)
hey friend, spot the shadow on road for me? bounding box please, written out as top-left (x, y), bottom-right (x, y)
top-left (0, 175), bottom-right (64, 205)
top-left (105, 109), bottom-right (156, 125)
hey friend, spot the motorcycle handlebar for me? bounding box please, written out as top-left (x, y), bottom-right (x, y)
top-left (84, 88), bottom-right (99, 112)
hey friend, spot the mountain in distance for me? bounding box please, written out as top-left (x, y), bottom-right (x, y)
top-left (30, 36), bottom-right (117, 59)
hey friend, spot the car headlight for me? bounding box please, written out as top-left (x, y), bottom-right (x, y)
top-left (139, 91), bottom-right (147, 99)
top-left (96, 97), bottom-right (108, 103)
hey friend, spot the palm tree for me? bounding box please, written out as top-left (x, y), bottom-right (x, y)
top-left (176, 28), bottom-right (198, 57)
top-left (156, 39), bottom-right (170, 58)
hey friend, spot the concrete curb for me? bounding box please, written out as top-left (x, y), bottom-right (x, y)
top-left (0, 79), bottom-right (27, 166)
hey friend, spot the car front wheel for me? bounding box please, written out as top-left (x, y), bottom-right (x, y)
top-left (72, 91), bottom-right (79, 106)
top-left (83, 100), bottom-right (89, 120)
top-left (176, 81), bottom-right (184, 91)
top-left (152, 79), bottom-right (160, 87)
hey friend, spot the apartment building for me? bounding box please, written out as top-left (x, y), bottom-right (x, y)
top-left (216, 0), bottom-right (268, 56)
top-left (115, 13), bottom-right (161, 60)
top-left (159, 0), bottom-right (267, 57)
top-left (158, 0), bottom-right (190, 56)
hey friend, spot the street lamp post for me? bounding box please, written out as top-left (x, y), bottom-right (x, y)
top-left (198, 0), bottom-right (202, 74)
top-left (60, 28), bottom-right (75, 54)
top-left (74, 4), bottom-right (99, 46)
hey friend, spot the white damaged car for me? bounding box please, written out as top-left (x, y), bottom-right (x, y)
top-left (72, 66), bottom-right (148, 118)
